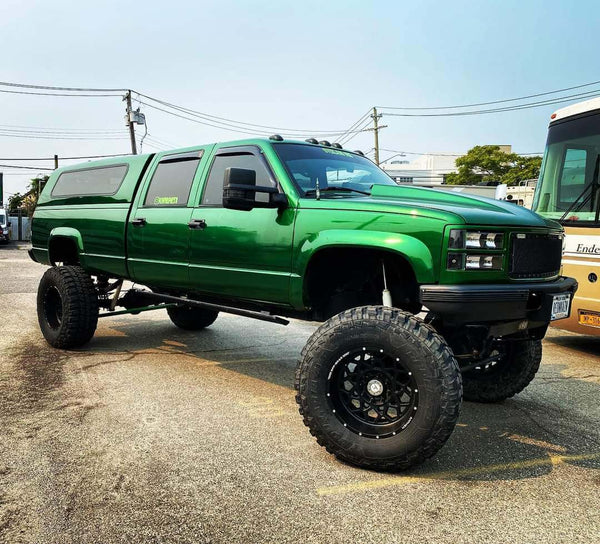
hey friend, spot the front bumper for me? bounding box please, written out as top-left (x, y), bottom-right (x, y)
top-left (420, 276), bottom-right (578, 330)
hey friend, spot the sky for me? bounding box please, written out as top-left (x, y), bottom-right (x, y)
top-left (0, 0), bottom-right (598, 200)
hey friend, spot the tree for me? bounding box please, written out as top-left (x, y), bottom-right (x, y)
top-left (445, 145), bottom-right (542, 186)
top-left (7, 175), bottom-right (49, 216)
top-left (8, 192), bottom-right (23, 212)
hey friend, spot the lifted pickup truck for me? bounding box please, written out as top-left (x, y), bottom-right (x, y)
top-left (30, 137), bottom-right (577, 471)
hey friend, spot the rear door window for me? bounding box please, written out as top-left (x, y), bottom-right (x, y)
top-left (143, 152), bottom-right (203, 207)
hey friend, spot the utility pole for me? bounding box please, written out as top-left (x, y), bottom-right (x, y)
top-left (369, 107), bottom-right (387, 165)
top-left (125, 90), bottom-right (137, 155)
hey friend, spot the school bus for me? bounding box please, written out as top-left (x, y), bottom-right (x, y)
top-left (533, 96), bottom-right (600, 334)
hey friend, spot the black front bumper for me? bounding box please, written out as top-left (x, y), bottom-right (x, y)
top-left (420, 276), bottom-right (578, 330)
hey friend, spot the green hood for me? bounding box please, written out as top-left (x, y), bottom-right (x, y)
top-left (363, 184), bottom-right (558, 228)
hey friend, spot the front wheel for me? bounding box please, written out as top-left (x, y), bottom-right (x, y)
top-left (295, 306), bottom-right (462, 471)
top-left (462, 339), bottom-right (542, 403)
top-left (37, 266), bottom-right (99, 349)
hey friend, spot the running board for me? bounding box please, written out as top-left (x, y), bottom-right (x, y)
top-left (117, 290), bottom-right (289, 326)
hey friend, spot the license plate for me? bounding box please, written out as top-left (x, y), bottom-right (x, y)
top-left (579, 311), bottom-right (600, 328)
top-left (551, 293), bottom-right (571, 320)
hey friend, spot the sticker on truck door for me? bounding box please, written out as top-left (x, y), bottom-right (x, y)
top-left (154, 196), bottom-right (179, 205)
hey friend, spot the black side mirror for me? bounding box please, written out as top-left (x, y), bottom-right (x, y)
top-left (223, 167), bottom-right (287, 211)
top-left (223, 167), bottom-right (256, 211)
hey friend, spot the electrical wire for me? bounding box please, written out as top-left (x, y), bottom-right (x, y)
top-left (0, 154), bottom-right (131, 161)
top-left (380, 89), bottom-right (600, 117)
top-left (377, 79), bottom-right (600, 110)
top-left (337, 110), bottom-right (372, 145)
top-left (135, 91), bottom-right (359, 136)
top-left (0, 164), bottom-right (54, 171)
top-left (0, 81), bottom-right (126, 92)
top-left (0, 89), bottom-right (123, 97)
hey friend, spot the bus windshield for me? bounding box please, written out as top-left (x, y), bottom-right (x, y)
top-left (533, 111), bottom-right (600, 225)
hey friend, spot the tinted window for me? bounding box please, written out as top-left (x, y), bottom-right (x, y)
top-left (0, 214), bottom-right (5, 224)
top-left (144, 157), bottom-right (201, 207)
top-left (202, 153), bottom-right (274, 206)
top-left (52, 165), bottom-right (128, 197)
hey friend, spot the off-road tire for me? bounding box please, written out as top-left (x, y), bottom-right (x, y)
top-left (462, 339), bottom-right (542, 403)
top-left (37, 266), bottom-right (99, 349)
top-left (295, 306), bottom-right (462, 471)
top-left (167, 305), bottom-right (219, 330)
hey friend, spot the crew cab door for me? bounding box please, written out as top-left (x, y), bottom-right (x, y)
top-left (188, 145), bottom-right (295, 304)
top-left (127, 147), bottom-right (211, 289)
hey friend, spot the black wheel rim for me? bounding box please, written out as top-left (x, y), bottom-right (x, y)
top-left (43, 286), bottom-right (63, 329)
top-left (327, 347), bottom-right (419, 438)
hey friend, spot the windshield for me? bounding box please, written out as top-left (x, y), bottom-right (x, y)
top-left (533, 111), bottom-right (600, 225)
top-left (273, 143), bottom-right (396, 197)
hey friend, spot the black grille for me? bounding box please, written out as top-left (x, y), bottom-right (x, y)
top-left (509, 233), bottom-right (562, 279)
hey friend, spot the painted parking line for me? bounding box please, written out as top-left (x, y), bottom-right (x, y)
top-left (316, 451), bottom-right (600, 497)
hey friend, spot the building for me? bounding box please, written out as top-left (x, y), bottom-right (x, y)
top-left (380, 153), bottom-right (459, 184)
top-left (380, 145), bottom-right (513, 185)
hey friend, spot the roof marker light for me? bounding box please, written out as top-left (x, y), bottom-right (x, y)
top-left (305, 138), bottom-right (319, 144)
top-left (353, 150), bottom-right (365, 156)
top-left (331, 143), bottom-right (342, 149)
top-left (269, 134), bottom-right (284, 141)
top-left (551, 113), bottom-right (557, 119)
top-left (319, 140), bottom-right (332, 146)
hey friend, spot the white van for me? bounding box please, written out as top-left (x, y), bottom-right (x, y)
top-left (0, 208), bottom-right (10, 243)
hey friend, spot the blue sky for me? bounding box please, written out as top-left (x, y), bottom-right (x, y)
top-left (0, 0), bottom-right (597, 198)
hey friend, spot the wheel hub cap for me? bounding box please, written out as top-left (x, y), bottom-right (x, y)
top-left (367, 379), bottom-right (384, 396)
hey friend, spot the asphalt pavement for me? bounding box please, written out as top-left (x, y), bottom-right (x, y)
top-left (1, 242), bottom-right (599, 544)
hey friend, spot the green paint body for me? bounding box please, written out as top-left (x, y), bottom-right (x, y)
top-left (31, 139), bottom-right (562, 312)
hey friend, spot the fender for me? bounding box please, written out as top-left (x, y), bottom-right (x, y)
top-left (290, 229), bottom-right (437, 309)
top-left (48, 227), bottom-right (86, 265)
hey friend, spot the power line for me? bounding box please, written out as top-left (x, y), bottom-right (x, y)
top-left (0, 81), bottom-right (126, 92)
top-left (380, 89), bottom-right (600, 117)
top-left (377, 79), bottom-right (600, 110)
top-left (0, 153), bottom-right (131, 161)
top-left (0, 89), bottom-right (123, 97)
top-left (0, 164), bottom-right (54, 171)
top-left (135, 91), bottom-right (356, 135)
top-left (337, 111), bottom-right (372, 145)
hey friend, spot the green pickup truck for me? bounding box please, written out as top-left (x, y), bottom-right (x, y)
top-left (30, 137), bottom-right (577, 471)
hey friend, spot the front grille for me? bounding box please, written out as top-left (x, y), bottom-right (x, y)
top-left (509, 233), bottom-right (562, 279)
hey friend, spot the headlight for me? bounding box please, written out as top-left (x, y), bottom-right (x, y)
top-left (449, 229), bottom-right (504, 249)
top-left (447, 229), bottom-right (505, 271)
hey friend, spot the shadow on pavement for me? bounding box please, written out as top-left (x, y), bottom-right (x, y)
top-left (34, 316), bottom-right (600, 481)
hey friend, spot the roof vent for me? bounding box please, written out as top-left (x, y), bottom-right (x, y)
top-left (319, 140), bottom-right (331, 147)
top-left (331, 143), bottom-right (342, 149)
top-left (305, 138), bottom-right (319, 144)
top-left (269, 134), bottom-right (284, 141)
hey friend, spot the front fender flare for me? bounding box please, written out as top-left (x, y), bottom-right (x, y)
top-left (291, 229), bottom-right (436, 309)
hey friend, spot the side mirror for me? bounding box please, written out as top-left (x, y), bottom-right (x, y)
top-left (223, 167), bottom-right (256, 211)
top-left (223, 167), bottom-right (287, 211)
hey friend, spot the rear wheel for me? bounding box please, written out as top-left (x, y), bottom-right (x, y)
top-left (295, 306), bottom-right (462, 471)
top-left (37, 266), bottom-right (99, 348)
top-left (167, 304), bottom-right (219, 330)
top-left (462, 339), bottom-right (542, 403)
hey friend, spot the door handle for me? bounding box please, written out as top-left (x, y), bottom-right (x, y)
top-left (131, 217), bottom-right (147, 227)
top-left (188, 219), bottom-right (207, 230)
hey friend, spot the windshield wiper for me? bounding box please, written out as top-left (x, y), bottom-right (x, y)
top-left (304, 186), bottom-right (371, 197)
top-left (559, 155), bottom-right (600, 221)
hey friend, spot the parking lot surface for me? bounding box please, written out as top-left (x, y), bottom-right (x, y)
top-left (1, 243), bottom-right (599, 543)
